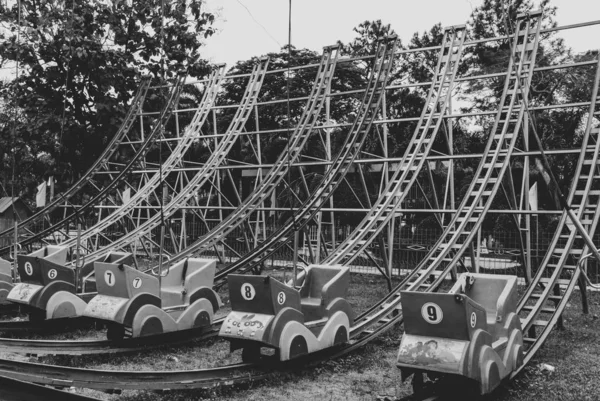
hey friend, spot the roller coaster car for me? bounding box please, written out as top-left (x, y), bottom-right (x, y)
top-left (220, 264), bottom-right (354, 361)
top-left (0, 258), bottom-right (12, 304)
top-left (83, 258), bottom-right (220, 340)
top-left (6, 246), bottom-right (132, 321)
top-left (396, 273), bottom-right (524, 395)
top-left (6, 246), bottom-right (80, 320)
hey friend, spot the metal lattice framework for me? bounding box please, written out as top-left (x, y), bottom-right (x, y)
top-left (0, 78), bottom-right (151, 249)
top-left (74, 58), bottom-right (271, 263)
top-left (57, 66), bottom-right (227, 253)
top-left (160, 45), bottom-right (342, 266)
top-left (323, 25), bottom-right (467, 267)
top-left (210, 35), bottom-right (398, 282)
top-left (0, 75), bottom-right (186, 255)
top-left (0, 11), bottom-right (599, 395)
top-left (405, 11), bottom-right (543, 290)
top-left (344, 10), bottom-right (545, 338)
top-left (513, 55), bottom-right (600, 374)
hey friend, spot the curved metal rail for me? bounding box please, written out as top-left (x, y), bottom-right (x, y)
top-left (317, 10), bottom-right (547, 357)
top-left (0, 36), bottom-right (401, 390)
top-left (510, 55), bottom-right (600, 376)
top-left (323, 25), bottom-right (467, 266)
top-left (211, 36), bottom-right (398, 284)
top-left (0, 302), bottom-right (403, 391)
top-left (0, 323), bottom-right (219, 356)
top-left (0, 375), bottom-right (100, 401)
top-left (0, 78), bottom-right (151, 251)
top-left (75, 58), bottom-right (270, 262)
top-left (159, 45), bottom-right (341, 266)
top-left (0, 75), bottom-right (186, 255)
top-left (399, 11), bottom-right (542, 292)
top-left (0, 47), bottom-right (336, 348)
top-left (58, 66), bottom-right (226, 250)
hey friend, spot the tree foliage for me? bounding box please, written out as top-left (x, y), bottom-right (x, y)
top-left (0, 0), bottom-right (215, 202)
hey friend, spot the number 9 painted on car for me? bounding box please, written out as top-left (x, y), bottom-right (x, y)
top-left (421, 302), bottom-right (443, 324)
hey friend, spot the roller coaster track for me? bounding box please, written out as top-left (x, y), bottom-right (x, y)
top-left (0, 75), bottom-right (186, 255)
top-left (162, 46), bottom-right (341, 266)
top-left (0, 36), bottom-right (402, 391)
top-left (322, 10), bottom-right (545, 353)
top-left (323, 25), bottom-right (467, 266)
top-left (0, 375), bottom-right (99, 401)
top-left (0, 49), bottom-right (338, 351)
top-left (73, 58), bottom-right (270, 262)
top-left (210, 36), bottom-right (398, 284)
top-left (341, 10), bottom-right (598, 381)
top-left (57, 66), bottom-right (226, 251)
top-left (0, 78), bottom-right (151, 251)
top-left (510, 55), bottom-right (600, 377)
top-left (0, 13), bottom-right (593, 397)
top-left (0, 323), bottom-right (220, 356)
top-left (0, 306), bottom-right (403, 392)
top-left (399, 11), bottom-right (542, 291)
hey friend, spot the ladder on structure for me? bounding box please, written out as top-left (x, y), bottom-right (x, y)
top-left (73, 58), bottom-right (270, 263)
top-left (162, 45), bottom-right (342, 266)
top-left (404, 10), bottom-right (543, 292)
top-left (323, 25), bottom-right (467, 267)
top-left (513, 55), bottom-right (600, 374)
top-left (213, 35), bottom-right (398, 284)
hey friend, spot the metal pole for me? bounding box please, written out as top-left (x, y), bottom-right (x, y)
top-left (292, 229), bottom-right (299, 288)
top-left (158, 225), bottom-right (165, 289)
top-left (12, 221), bottom-right (18, 281)
top-left (524, 113), bottom-right (532, 281)
top-left (566, 208), bottom-right (600, 262)
top-left (75, 223), bottom-right (81, 290)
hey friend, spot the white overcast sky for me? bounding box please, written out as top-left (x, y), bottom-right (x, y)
top-left (0, 0), bottom-right (597, 81)
top-left (202, 0), bottom-right (600, 67)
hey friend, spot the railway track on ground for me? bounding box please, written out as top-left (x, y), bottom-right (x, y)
top-left (0, 375), bottom-right (100, 401)
top-left (0, 322), bottom-right (220, 356)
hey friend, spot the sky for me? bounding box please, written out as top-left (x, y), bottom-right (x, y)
top-left (0, 0), bottom-right (598, 81)
top-left (201, 0), bottom-right (600, 67)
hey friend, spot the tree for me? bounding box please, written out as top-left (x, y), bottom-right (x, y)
top-left (0, 0), bottom-right (215, 205)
